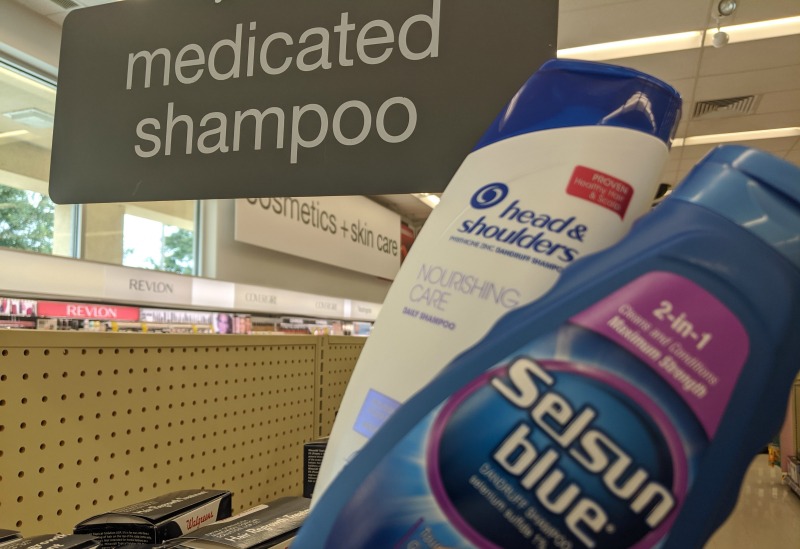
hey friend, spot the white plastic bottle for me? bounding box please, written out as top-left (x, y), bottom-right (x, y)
top-left (314, 59), bottom-right (682, 499)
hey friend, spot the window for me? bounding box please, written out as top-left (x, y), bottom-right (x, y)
top-left (82, 200), bottom-right (197, 274)
top-left (122, 208), bottom-right (195, 275)
top-left (0, 185), bottom-right (54, 253)
top-left (0, 58), bottom-right (198, 273)
top-left (0, 61), bottom-right (75, 256)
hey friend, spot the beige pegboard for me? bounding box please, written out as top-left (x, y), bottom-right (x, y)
top-left (0, 331), bottom-right (332, 537)
top-left (316, 336), bottom-right (365, 439)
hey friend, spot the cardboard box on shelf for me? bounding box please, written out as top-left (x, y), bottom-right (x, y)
top-left (303, 438), bottom-right (328, 499)
top-left (74, 490), bottom-right (233, 548)
top-left (172, 497), bottom-right (310, 549)
top-left (4, 534), bottom-right (99, 549)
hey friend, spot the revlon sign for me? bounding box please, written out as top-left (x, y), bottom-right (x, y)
top-left (37, 301), bottom-right (141, 321)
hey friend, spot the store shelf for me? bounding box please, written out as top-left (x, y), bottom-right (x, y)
top-left (317, 336), bottom-right (362, 438)
top-left (0, 331), bottom-right (364, 536)
top-left (787, 475), bottom-right (800, 500)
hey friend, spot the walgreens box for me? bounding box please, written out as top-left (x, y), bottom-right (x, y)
top-left (173, 497), bottom-right (310, 549)
top-left (74, 490), bottom-right (232, 548)
top-left (4, 535), bottom-right (98, 549)
top-left (0, 531), bottom-right (21, 548)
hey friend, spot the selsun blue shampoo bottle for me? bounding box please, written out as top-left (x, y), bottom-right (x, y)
top-left (293, 145), bottom-right (800, 548)
top-left (315, 59), bottom-right (682, 499)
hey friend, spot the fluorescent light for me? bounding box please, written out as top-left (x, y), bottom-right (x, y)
top-left (706, 15), bottom-right (800, 46)
top-left (0, 65), bottom-right (56, 95)
top-left (673, 127), bottom-right (800, 147)
top-left (413, 193), bottom-right (441, 208)
top-left (557, 16), bottom-right (800, 61)
top-left (558, 32), bottom-right (702, 61)
top-left (0, 129), bottom-right (29, 140)
top-left (3, 108), bottom-right (54, 129)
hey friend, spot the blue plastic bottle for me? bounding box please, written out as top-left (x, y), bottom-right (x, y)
top-left (293, 145), bottom-right (800, 549)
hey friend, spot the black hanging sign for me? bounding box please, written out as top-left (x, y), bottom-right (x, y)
top-left (50, 0), bottom-right (557, 203)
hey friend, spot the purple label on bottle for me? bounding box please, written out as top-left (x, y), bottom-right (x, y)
top-left (571, 271), bottom-right (749, 437)
top-left (427, 360), bottom-right (689, 549)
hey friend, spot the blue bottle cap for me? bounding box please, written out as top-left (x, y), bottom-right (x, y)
top-left (474, 58), bottom-right (683, 150)
top-left (671, 145), bottom-right (800, 270)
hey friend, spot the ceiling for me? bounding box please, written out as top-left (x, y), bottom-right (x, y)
top-left (3, 0), bottom-right (800, 228)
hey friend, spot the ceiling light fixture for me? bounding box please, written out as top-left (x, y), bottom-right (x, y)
top-left (557, 15), bottom-right (800, 60)
top-left (0, 129), bottom-right (29, 140)
top-left (718, 0), bottom-right (738, 17)
top-left (413, 193), bottom-right (441, 208)
top-left (3, 108), bottom-right (55, 128)
top-left (710, 30), bottom-right (730, 48)
top-left (711, 0), bottom-right (737, 48)
top-left (557, 32), bottom-right (703, 61)
top-left (672, 127), bottom-right (800, 147)
top-left (704, 15), bottom-right (800, 46)
top-left (0, 65), bottom-right (57, 96)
